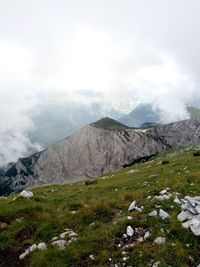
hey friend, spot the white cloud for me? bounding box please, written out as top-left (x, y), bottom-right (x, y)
top-left (0, 0), bottom-right (200, 165)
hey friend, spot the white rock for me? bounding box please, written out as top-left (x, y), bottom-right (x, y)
top-left (19, 190), bottom-right (34, 199)
top-left (146, 196), bottom-right (152, 199)
top-left (19, 252), bottom-right (28, 260)
top-left (135, 206), bottom-right (143, 212)
top-left (71, 211), bottom-right (77, 214)
top-left (188, 218), bottom-right (200, 236)
top-left (148, 210), bottom-right (157, 217)
top-left (152, 261), bottom-right (160, 267)
top-left (52, 240), bottom-right (68, 249)
top-left (137, 237), bottom-right (144, 242)
top-left (68, 231), bottom-right (78, 238)
top-left (153, 237), bottom-right (166, 245)
top-left (162, 195), bottom-right (170, 200)
top-left (60, 231), bottom-right (69, 239)
top-left (195, 205), bottom-right (200, 214)
top-left (128, 201), bottom-right (136, 211)
top-left (160, 189), bottom-right (167, 195)
top-left (182, 221), bottom-right (190, 229)
top-left (174, 196), bottom-right (182, 205)
top-left (127, 216), bottom-right (132, 220)
top-left (51, 236), bottom-right (58, 241)
top-left (159, 209), bottom-right (170, 219)
top-left (89, 254), bottom-right (95, 260)
top-left (144, 231), bottom-right (150, 239)
top-left (177, 211), bottom-right (188, 222)
top-left (29, 244), bottom-right (37, 252)
top-left (37, 243), bottom-right (47, 250)
top-left (126, 225), bottom-right (134, 237)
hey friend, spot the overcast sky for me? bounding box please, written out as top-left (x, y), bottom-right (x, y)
top-left (1, 0), bottom-right (200, 165)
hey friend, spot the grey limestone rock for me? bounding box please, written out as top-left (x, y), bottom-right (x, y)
top-left (1, 118), bottom-right (200, 194)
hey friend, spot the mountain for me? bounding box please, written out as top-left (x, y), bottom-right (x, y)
top-left (1, 117), bottom-right (200, 195)
top-left (118, 104), bottom-right (161, 127)
top-left (91, 117), bottom-right (129, 130)
top-left (28, 100), bottom-right (123, 148)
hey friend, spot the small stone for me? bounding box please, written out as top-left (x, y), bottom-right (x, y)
top-left (188, 218), bottom-right (200, 236)
top-left (144, 231), bottom-right (150, 239)
top-left (51, 236), bottom-right (58, 241)
top-left (127, 226), bottom-right (134, 237)
top-left (135, 206), bottom-right (143, 212)
top-left (174, 196), bottom-right (182, 205)
top-left (128, 201), bottom-right (136, 211)
top-left (160, 189), bottom-right (167, 195)
top-left (177, 211), bottom-right (188, 222)
top-left (37, 243), bottom-right (46, 250)
top-left (152, 261), bottom-right (160, 267)
top-left (60, 231), bottom-right (69, 239)
top-left (68, 232), bottom-right (78, 238)
top-left (159, 209), bottom-right (170, 219)
top-left (127, 216), bottom-right (132, 220)
top-left (19, 190), bottom-right (34, 199)
top-left (0, 222), bottom-right (8, 229)
top-left (19, 252), bottom-right (28, 260)
top-left (89, 254), bottom-right (95, 260)
top-left (182, 221), bottom-right (189, 229)
top-left (52, 240), bottom-right (68, 249)
top-left (148, 210), bottom-right (157, 217)
top-left (153, 237), bottom-right (166, 245)
top-left (29, 244), bottom-right (37, 252)
top-left (137, 237), bottom-right (144, 242)
top-left (71, 211), bottom-right (77, 214)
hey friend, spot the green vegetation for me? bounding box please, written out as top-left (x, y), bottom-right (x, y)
top-left (1, 145), bottom-right (200, 266)
top-left (187, 106), bottom-right (200, 118)
top-left (91, 117), bottom-right (129, 130)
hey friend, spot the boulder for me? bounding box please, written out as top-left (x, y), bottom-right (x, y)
top-left (19, 190), bottom-right (34, 199)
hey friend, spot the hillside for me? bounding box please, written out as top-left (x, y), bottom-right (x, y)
top-left (90, 117), bottom-right (129, 130)
top-left (187, 106), bottom-right (200, 118)
top-left (1, 145), bottom-right (200, 266)
top-left (1, 117), bottom-right (200, 196)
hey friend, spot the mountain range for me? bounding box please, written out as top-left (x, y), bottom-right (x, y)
top-left (1, 116), bottom-right (200, 196)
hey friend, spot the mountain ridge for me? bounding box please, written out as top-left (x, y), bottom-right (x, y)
top-left (1, 117), bottom-right (200, 195)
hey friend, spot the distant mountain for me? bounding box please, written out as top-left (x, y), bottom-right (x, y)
top-left (118, 104), bottom-right (161, 127)
top-left (1, 117), bottom-right (200, 195)
top-left (29, 102), bottom-right (122, 148)
top-left (91, 117), bottom-right (129, 130)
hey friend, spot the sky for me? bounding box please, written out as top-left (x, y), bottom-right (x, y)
top-left (1, 0), bottom-right (200, 165)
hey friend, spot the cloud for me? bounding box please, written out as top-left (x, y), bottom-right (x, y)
top-left (1, 0), bottom-right (200, 165)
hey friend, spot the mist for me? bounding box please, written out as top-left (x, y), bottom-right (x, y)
top-left (1, 0), bottom-right (200, 166)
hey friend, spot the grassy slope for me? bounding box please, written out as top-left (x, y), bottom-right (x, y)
top-left (91, 117), bottom-right (129, 130)
top-left (187, 106), bottom-right (200, 118)
top-left (1, 146), bottom-right (200, 266)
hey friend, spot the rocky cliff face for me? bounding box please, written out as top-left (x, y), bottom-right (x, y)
top-left (1, 117), bottom-right (200, 195)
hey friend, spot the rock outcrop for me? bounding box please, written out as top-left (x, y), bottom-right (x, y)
top-left (1, 117), bottom-right (200, 195)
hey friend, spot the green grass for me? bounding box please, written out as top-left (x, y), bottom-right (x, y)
top-left (1, 145), bottom-right (200, 266)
